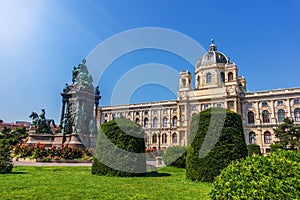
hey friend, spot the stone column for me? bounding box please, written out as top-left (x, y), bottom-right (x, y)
top-left (271, 100), bottom-right (276, 124)
top-left (60, 99), bottom-right (67, 125)
top-left (287, 98), bottom-right (291, 118)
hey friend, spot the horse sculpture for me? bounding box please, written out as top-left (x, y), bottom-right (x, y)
top-left (29, 110), bottom-right (56, 134)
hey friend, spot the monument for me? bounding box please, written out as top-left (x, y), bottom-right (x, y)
top-left (26, 59), bottom-right (101, 149)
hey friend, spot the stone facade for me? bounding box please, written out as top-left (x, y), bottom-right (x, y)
top-left (98, 40), bottom-right (300, 154)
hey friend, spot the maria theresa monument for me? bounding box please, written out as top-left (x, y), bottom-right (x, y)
top-left (97, 40), bottom-right (300, 154)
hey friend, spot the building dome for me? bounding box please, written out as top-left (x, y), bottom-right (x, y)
top-left (197, 39), bottom-right (228, 67)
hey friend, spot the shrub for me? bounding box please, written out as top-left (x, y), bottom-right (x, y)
top-left (186, 108), bottom-right (247, 182)
top-left (0, 139), bottom-right (13, 174)
top-left (270, 143), bottom-right (284, 152)
top-left (162, 146), bottom-right (186, 168)
top-left (92, 118), bottom-right (146, 177)
top-left (247, 144), bottom-right (262, 156)
top-left (210, 150), bottom-right (300, 199)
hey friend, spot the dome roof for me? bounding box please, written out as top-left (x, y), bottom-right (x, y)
top-left (197, 39), bottom-right (228, 67)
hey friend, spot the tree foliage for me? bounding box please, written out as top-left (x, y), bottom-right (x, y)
top-left (247, 144), bottom-right (262, 156)
top-left (274, 118), bottom-right (300, 151)
top-left (210, 150), bottom-right (300, 200)
top-left (162, 146), bottom-right (186, 168)
top-left (92, 118), bottom-right (146, 177)
top-left (0, 127), bottom-right (28, 145)
top-left (0, 139), bottom-right (13, 174)
top-left (186, 108), bottom-right (247, 182)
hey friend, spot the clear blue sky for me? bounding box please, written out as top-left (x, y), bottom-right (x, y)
top-left (0, 0), bottom-right (299, 123)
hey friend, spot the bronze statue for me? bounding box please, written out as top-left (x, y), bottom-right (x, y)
top-left (29, 109), bottom-right (56, 134)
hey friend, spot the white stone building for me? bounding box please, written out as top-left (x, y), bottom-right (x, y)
top-left (97, 40), bottom-right (300, 154)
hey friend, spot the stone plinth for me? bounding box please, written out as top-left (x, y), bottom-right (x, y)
top-left (26, 133), bottom-right (85, 149)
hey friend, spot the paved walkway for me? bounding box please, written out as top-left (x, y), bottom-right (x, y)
top-left (13, 160), bottom-right (157, 167)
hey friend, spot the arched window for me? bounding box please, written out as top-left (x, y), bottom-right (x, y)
top-left (172, 116), bottom-right (177, 127)
top-left (249, 131), bottom-right (256, 144)
top-left (220, 72), bottom-right (225, 83)
top-left (262, 110), bottom-right (270, 123)
top-left (248, 111), bottom-right (255, 124)
top-left (162, 133), bottom-right (167, 144)
top-left (135, 118), bottom-right (140, 124)
top-left (206, 73), bottom-right (212, 84)
top-left (182, 79), bottom-right (186, 87)
top-left (228, 72), bottom-right (233, 81)
top-left (264, 131), bottom-right (272, 144)
top-left (144, 118), bottom-right (149, 128)
top-left (162, 117), bottom-right (168, 127)
top-left (278, 109), bottom-right (285, 123)
top-left (153, 117), bottom-right (158, 127)
top-left (172, 133), bottom-right (177, 144)
top-left (152, 133), bottom-right (157, 144)
top-left (197, 75), bottom-right (200, 85)
top-left (294, 108), bottom-right (300, 122)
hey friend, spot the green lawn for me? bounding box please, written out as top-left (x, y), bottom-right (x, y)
top-left (0, 166), bottom-right (211, 200)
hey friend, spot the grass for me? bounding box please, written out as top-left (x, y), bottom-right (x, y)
top-left (0, 166), bottom-right (211, 200)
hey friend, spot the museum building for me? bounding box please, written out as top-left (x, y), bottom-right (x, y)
top-left (97, 40), bottom-right (300, 154)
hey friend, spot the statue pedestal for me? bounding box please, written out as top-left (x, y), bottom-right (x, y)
top-left (26, 133), bottom-right (85, 149)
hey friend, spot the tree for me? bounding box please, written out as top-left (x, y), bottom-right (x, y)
top-left (0, 139), bottom-right (13, 174)
top-left (92, 118), bottom-right (146, 177)
top-left (247, 144), bottom-right (262, 156)
top-left (0, 127), bottom-right (27, 146)
top-left (186, 108), bottom-right (247, 182)
top-left (274, 117), bottom-right (300, 151)
top-left (162, 146), bottom-right (187, 168)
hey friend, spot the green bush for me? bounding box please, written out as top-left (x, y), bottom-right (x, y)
top-left (92, 118), bottom-right (146, 177)
top-left (210, 150), bottom-right (300, 199)
top-left (162, 146), bottom-right (186, 168)
top-left (186, 108), bottom-right (247, 182)
top-left (0, 139), bottom-right (13, 174)
top-left (247, 144), bottom-right (262, 156)
top-left (270, 143), bottom-right (284, 152)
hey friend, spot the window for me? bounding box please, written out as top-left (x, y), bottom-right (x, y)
top-left (262, 101), bottom-right (268, 107)
top-left (152, 134), bottom-right (157, 143)
top-left (294, 108), bottom-right (300, 122)
top-left (248, 111), bottom-right (255, 124)
top-left (278, 109), bottom-right (285, 123)
top-left (172, 108), bottom-right (177, 113)
top-left (197, 75), bottom-right (200, 85)
top-left (220, 72), bottom-right (225, 83)
top-left (144, 118), bottom-right (149, 128)
top-left (246, 103), bottom-right (253, 108)
top-left (262, 110), bottom-right (270, 123)
top-left (144, 111), bottom-right (149, 115)
top-left (162, 133), bottom-right (167, 144)
top-left (153, 117), bottom-right (158, 127)
top-left (228, 72), bottom-right (233, 81)
top-left (249, 131), bottom-right (256, 144)
top-left (216, 103), bottom-right (222, 108)
top-left (172, 133), bottom-right (178, 144)
top-left (162, 110), bottom-right (167, 114)
top-left (228, 101), bottom-right (234, 109)
top-left (191, 105), bottom-right (197, 110)
top-left (136, 111), bottom-right (140, 116)
top-left (127, 112), bottom-right (131, 117)
top-left (294, 99), bottom-right (300, 104)
top-left (104, 114), bottom-right (108, 117)
top-left (135, 118), bottom-right (140, 124)
top-left (277, 101), bottom-right (284, 106)
top-left (182, 79), bottom-right (186, 87)
top-left (162, 117), bottom-right (168, 127)
top-left (153, 110), bottom-right (158, 115)
top-left (172, 116), bottom-right (177, 127)
top-left (203, 104), bottom-right (209, 110)
top-left (264, 131), bottom-right (272, 144)
top-left (206, 73), bottom-right (212, 84)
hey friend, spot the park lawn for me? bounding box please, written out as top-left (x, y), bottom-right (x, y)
top-left (0, 166), bottom-right (211, 200)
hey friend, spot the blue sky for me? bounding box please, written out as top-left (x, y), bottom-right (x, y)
top-left (0, 0), bottom-right (299, 123)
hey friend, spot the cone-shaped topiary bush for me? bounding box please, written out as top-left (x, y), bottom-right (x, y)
top-left (162, 146), bottom-right (187, 168)
top-left (92, 118), bottom-right (146, 177)
top-left (210, 150), bottom-right (300, 199)
top-left (0, 139), bottom-right (13, 174)
top-left (186, 108), bottom-right (247, 182)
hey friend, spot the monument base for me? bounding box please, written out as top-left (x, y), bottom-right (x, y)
top-left (26, 133), bottom-right (91, 149)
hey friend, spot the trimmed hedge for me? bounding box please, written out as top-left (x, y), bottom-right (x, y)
top-left (247, 144), bottom-right (262, 156)
top-left (162, 146), bottom-right (186, 168)
top-left (270, 143), bottom-right (284, 153)
top-left (0, 139), bottom-right (13, 174)
top-left (210, 150), bottom-right (300, 199)
top-left (186, 108), bottom-right (247, 182)
top-left (92, 118), bottom-right (146, 177)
